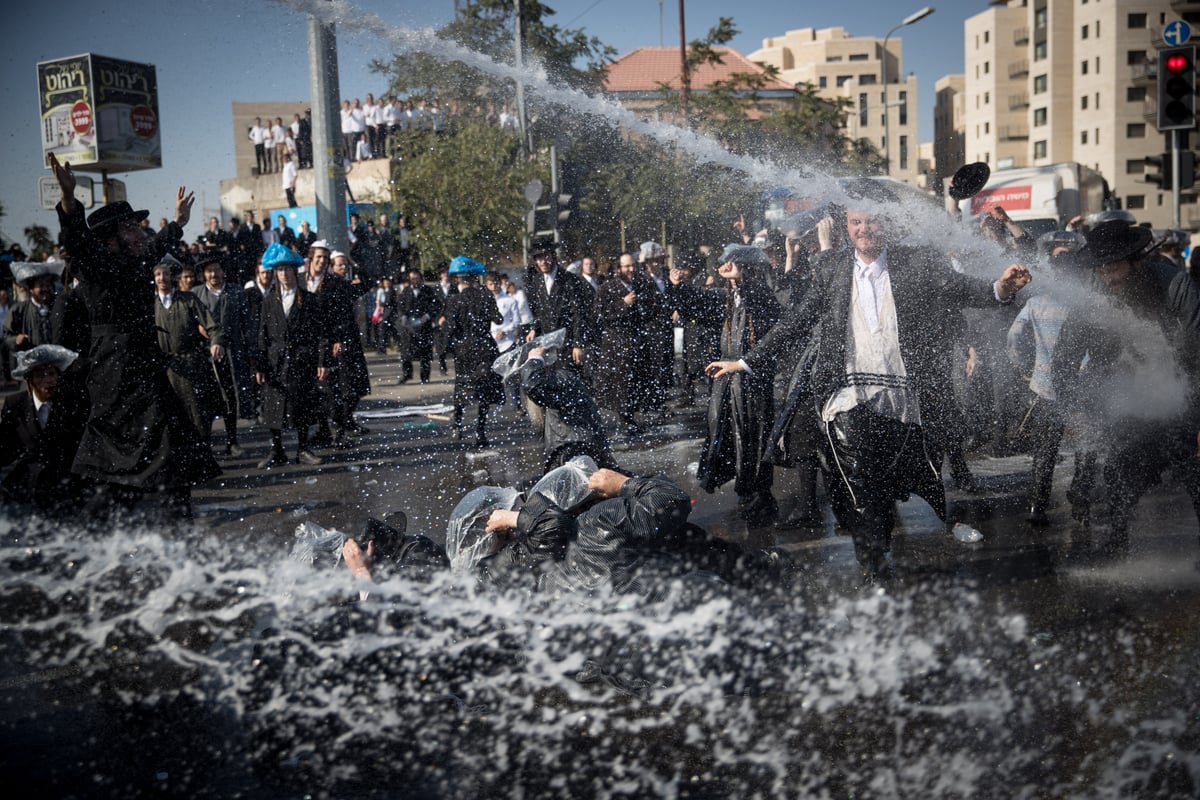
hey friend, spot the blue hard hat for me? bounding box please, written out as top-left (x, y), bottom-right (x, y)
top-left (448, 255), bottom-right (486, 276)
top-left (261, 242), bottom-right (304, 270)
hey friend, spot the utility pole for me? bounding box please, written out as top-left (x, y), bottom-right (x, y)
top-left (307, 11), bottom-right (348, 253)
top-left (678, 0), bottom-right (690, 124)
top-left (514, 0), bottom-right (530, 158)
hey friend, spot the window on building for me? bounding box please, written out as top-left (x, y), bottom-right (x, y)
top-left (1127, 123), bottom-right (1146, 138)
top-left (1034, 108), bottom-right (1048, 126)
top-left (899, 135), bottom-right (909, 170)
top-left (1095, 92), bottom-right (1100, 109)
top-left (836, 74), bottom-right (853, 87)
top-left (1128, 13), bottom-right (1147, 29)
top-left (1127, 50), bottom-right (1146, 65)
top-left (1082, 95), bottom-right (1089, 110)
top-left (818, 76), bottom-right (827, 89)
top-left (1096, 20), bottom-right (1101, 37)
top-left (827, 55), bottom-right (843, 63)
top-left (1035, 8), bottom-right (1047, 29)
top-left (984, 31), bottom-right (990, 44)
top-left (1034, 42), bottom-right (1047, 61)
top-left (1082, 60), bottom-right (1089, 75)
top-left (859, 93), bottom-right (868, 126)
top-left (1035, 140), bottom-right (1047, 159)
top-left (1127, 159), bottom-right (1146, 174)
top-left (849, 53), bottom-right (868, 62)
top-left (1082, 24), bottom-right (1089, 39)
top-left (984, 91), bottom-right (990, 105)
top-left (899, 91), bottom-right (908, 124)
top-left (860, 74), bottom-right (876, 84)
top-left (985, 121), bottom-right (990, 134)
top-left (984, 61), bottom-right (990, 74)
top-left (1128, 86), bottom-right (1146, 102)
top-left (1095, 128), bottom-right (1100, 144)
top-left (1081, 130), bottom-right (1088, 144)
top-left (1096, 56), bottom-right (1100, 73)
top-left (1034, 74), bottom-right (1048, 94)
top-left (1126, 195), bottom-right (1146, 210)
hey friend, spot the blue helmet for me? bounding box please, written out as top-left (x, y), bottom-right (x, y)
top-left (261, 242), bottom-right (304, 270)
top-left (448, 255), bottom-right (486, 276)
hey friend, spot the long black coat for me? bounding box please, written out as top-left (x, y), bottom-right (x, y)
top-left (520, 356), bottom-right (613, 470)
top-left (522, 266), bottom-right (595, 351)
top-left (311, 275), bottom-right (370, 405)
top-left (396, 283), bottom-right (441, 361)
top-left (56, 202), bottom-right (219, 490)
top-left (194, 283), bottom-right (253, 418)
top-left (257, 288), bottom-right (327, 430)
top-left (443, 285), bottom-right (503, 406)
top-left (745, 244), bottom-right (1006, 506)
top-left (0, 389), bottom-right (89, 512)
top-left (155, 291), bottom-right (223, 438)
top-left (594, 273), bottom-right (663, 412)
top-left (669, 278), bottom-right (780, 496)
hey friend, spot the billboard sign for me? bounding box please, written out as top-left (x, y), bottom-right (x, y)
top-left (37, 53), bottom-right (162, 174)
top-left (970, 185), bottom-right (1033, 215)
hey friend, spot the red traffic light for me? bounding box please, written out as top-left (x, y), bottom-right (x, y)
top-left (1166, 53), bottom-right (1191, 73)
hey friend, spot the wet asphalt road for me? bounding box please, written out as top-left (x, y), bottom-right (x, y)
top-left (195, 351), bottom-right (1200, 603)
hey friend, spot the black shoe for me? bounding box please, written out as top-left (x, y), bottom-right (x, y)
top-left (257, 450), bottom-right (288, 469)
top-left (225, 442), bottom-right (245, 458)
top-left (475, 435), bottom-right (490, 448)
top-left (738, 494), bottom-right (779, 525)
top-left (296, 449), bottom-right (324, 466)
top-left (310, 429), bottom-right (333, 448)
top-left (439, 361), bottom-right (448, 374)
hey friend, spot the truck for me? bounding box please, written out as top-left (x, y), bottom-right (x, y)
top-left (958, 162), bottom-right (1112, 238)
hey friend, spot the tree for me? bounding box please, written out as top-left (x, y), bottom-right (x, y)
top-left (369, 0), bottom-right (614, 114)
top-left (386, 121), bottom-right (537, 267)
top-left (24, 224), bottom-right (54, 261)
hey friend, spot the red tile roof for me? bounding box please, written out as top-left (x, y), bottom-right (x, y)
top-left (604, 46), bottom-right (796, 94)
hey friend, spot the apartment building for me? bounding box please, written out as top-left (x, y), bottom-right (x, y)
top-left (934, 75), bottom-right (967, 184)
top-left (748, 27), bottom-right (922, 184)
top-left (957, 0), bottom-right (1200, 230)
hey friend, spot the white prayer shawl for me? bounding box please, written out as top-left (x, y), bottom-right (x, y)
top-left (822, 258), bottom-right (920, 425)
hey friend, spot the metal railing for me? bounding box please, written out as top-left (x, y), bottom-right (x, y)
top-left (1008, 60), bottom-right (1030, 79)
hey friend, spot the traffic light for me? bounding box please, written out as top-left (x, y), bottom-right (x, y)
top-left (1157, 45), bottom-right (1197, 131)
top-left (552, 193), bottom-right (573, 228)
top-left (1180, 150), bottom-right (1197, 191)
top-left (1145, 152), bottom-right (1173, 190)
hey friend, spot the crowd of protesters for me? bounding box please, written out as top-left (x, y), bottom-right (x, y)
top-left (6, 151), bottom-right (1200, 585)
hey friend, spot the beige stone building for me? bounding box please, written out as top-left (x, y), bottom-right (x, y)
top-left (748, 27), bottom-right (923, 184)
top-left (934, 75), bottom-right (967, 186)
top-left (956, 0), bottom-right (1200, 230)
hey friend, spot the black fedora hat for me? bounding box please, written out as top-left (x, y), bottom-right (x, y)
top-left (948, 162), bottom-right (991, 201)
top-left (1084, 220), bottom-right (1156, 265)
top-left (87, 201), bottom-right (149, 235)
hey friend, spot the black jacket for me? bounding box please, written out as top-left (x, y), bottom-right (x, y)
top-left (0, 390), bottom-right (89, 512)
top-left (257, 288), bottom-right (327, 430)
top-left (521, 356), bottom-right (613, 470)
top-left (522, 266), bottom-right (595, 350)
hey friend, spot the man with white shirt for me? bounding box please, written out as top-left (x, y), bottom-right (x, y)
top-left (0, 344), bottom-right (88, 513)
top-left (522, 241), bottom-right (593, 369)
top-left (486, 271), bottom-right (522, 409)
top-left (282, 153), bottom-right (299, 208)
top-left (248, 117), bottom-right (268, 175)
top-left (708, 181), bottom-right (1031, 579)
top-left (363, 93), bottom-right (381, 157)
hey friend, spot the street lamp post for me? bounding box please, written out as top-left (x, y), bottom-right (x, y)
top-left (881, 6), bottom-right (935, 177)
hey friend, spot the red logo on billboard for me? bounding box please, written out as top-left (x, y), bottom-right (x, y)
top-left (970, 185), bottom-right (1033, 215)
top-left (130, 105), bottom-right (157, 138)
top-left (70, 101), bottom-right (92, 135)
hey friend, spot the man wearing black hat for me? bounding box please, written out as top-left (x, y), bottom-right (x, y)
top-left (1055, 220), bottom-right (1200, 551)
top-left (708, 185), bottom-right (1031, 579)
top-left (2, 263), bottom-right (61, 373)
top-left (522, 241), bottom-right (594, 370)
top-left (194, 256), bottom-right (253, 456)
top-left (49, 152), bottom-right (219, 521)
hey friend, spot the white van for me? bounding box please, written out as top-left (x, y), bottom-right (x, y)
top-left (958, 162), bottom-right (1111, 238)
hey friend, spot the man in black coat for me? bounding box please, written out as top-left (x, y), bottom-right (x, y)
top-left (194, 257), bottom-right (253, 456)
top-left (306, 241), bottom-right (370, 448)
top-left (3, 262), bottom-right (61, 374)
top-left (522, 242), bottom-right (594, 369)
top-left (709, 186), bottom-right (1030, 578)
top-left (0, 345), bottom-right (89, 514)
top-left (395, 269), bottom-right (441, 384)
top-left (49, 152), bottom-right (220, 521)
top-left (521, 346), bottom-right (615, 471)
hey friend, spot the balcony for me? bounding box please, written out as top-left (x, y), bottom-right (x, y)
top-left (1013, 27), bottom-right (1030, 46)
top-left (998, 125), bottom-right (1030, 141)
top-left (1009, 60), bottom-right (1030, 79)
top-left (1130, 56), bottom-right (1156, 84)
top-left (1009, 92), bottom-right (1030, 110)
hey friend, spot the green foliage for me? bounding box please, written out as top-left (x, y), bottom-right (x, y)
top-left (24, 224), bottom-right (54, 260)
top-left (369, 0), bottom-right (614, 111)
top-left (385, 120), bottom-right (537, 267)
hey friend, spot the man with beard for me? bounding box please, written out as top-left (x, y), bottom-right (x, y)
top-left (708, 181), bottom-right (1031, 579)
top-left (595, 252), bottom-right (663, 437)
top-left (193, 256), bottom-right (253, 457)
top-left (49, 152), bottom-right (219, 521)
top-left (307, 240), bottom-right (370, 448)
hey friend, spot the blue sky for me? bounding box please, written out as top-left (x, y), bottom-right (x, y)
top-left (1, 0), bottom-right (966, 246)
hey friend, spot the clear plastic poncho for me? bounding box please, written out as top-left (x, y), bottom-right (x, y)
top-left (491, 328), bottom-right (567, 380)
top-left (527, 455), bottom-right (598, 511)
top-left (445, 486), bottom-right (522, 574)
